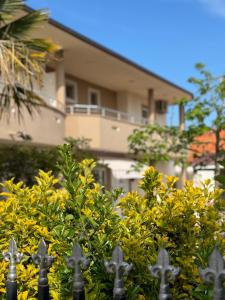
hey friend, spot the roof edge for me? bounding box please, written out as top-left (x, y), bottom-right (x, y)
top-left (24, 5), bottom-right (193, 98)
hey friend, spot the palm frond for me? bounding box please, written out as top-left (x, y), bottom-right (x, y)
top-left (0, 39), bottom-right (44, 117)
top-left (0, 9), bottom-right (48, 39)
top-left (0, 0), bottom-right (23, 24)
top-left (24, 38), bottom-right (60, 54)
top-left (0, 0), bottom-right (60, 118)
top-left (0, 83), bottom-right (43, 120)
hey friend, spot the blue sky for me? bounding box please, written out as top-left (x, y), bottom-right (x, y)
top-left (27, 0), bottom-right (225, 124)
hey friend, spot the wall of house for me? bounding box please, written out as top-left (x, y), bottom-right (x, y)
top-left (66, 75), bottom-right (117, 109)
top-left (30, 71), bottom-right (58, 108)
top-left (155, 112), bottom-right (166, 125)
top-left (61, 74), bottom-right (167, 125)
top-left (65, 114), bottom-right (138, 153)
top-left (65, 114), bottom-right (101, 149)
top-left (116, 91), bottom-right (148, 122)
top-left (0, 106), bottom-right (65, 146)
top-left (100, 118), bottom-right (137, 152)
top-left (64, 78), bottom-right (168, 126)
top-left (127, 92), bottom-right (148, 122)
top-left (116, 91), bottom-right (128, 113)
top-left (0, 70), bottom-right (58, 110)
top-left (156, 161), bottom-right (177, 177)
top-left (116, 91), bottom-right (167, 125)
top-left (192, 166), bottom-right (215, 187)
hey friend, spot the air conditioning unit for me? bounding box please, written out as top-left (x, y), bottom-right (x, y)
top-left (155, 100), bottom-right (168, 114)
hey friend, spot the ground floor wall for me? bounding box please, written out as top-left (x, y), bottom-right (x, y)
top-left (191, 165), bottom-right (215, 187)
top-left (0, 106), bottom-right (65, 146)
top-left (156, 161), bottom-right (177, 177)
top-left (98, 157), bottom-right (178, 193)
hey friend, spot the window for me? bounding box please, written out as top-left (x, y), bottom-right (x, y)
top-left (155, 100), bottom-right (168, 114)
top-left (66, 84), bottom-right (74, 99)
top-left (88, 88), bottom-right (101, 106)
top-left (142, 105), bottom-right (149, 119)
top-left (93, 166), bottom-right (108, 187)
top-left (66, 80), bottom-right (78, 104)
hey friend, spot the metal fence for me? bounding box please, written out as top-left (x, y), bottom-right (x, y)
top-left (2, 237), bottom-right (225, 300)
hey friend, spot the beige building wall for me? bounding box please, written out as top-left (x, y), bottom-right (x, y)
top-left (157, 161), bottom-right (177, 178)
top-left (65, 115), bottom-right (101, 149)
top-left (155, 113), bottom-right (166, 125)
top-left (116, 91), bottom-right (148, 122)
top-left (0, 106), bottom-right (65, 146)
top-left (63, 75), bottom-right (168, 126)
top-left (100, 118), bottom-right (138, 152)
top-left (116, 91), bottom-right (167, 125)
top-left (65, 114), bottom-right (138, 153)
top-left (126, 92), bottom-right (148, 120)
top-left (66, 75), bottom-right (117, 109)
top-left (116, 92), bottom-right (128, 113)
top-left (33, 71), bottom-right (57, 108)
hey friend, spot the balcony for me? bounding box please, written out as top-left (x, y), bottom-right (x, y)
top-left (66, 104), bottom-right (148, 125)
top-left (65, 104), bottom-right (147, 153)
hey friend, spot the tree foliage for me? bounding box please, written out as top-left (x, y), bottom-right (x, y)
top-left (128, 64), bottom-right (225, 177)
top-left (185, 64), bottom-right (225, 175)
top-left (0, 145), bottom-right (224, 299)
top-left (128, 124), bottom-right (187, 170)
top-left (0, 0), bottom-right (59, 117)
top-left (0, 138), bottom-right (94, 186)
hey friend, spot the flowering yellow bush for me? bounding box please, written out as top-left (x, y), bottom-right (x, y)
top-left (0, 171), bottom-right (65, 299)
top-left (0, 145), bottom-right (224, 299)
top-left (118, 167), bottom-right (225, 299)
top-left (0, 158), bottom-right (120, 299)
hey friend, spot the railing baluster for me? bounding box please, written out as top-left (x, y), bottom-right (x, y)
top-left (149, 248), bottom-right (179, 300)
top-left (67, 243), bottom-right (90, 300)
top-left (200, 246), bottom-right (225, 300)
top-left (105, 246), bottom-right (132, 300)
top-left (32, 239), bottom-right (54, 300)
top-left (65, 104), bottom-right (143, 124)
top-left (3, 237), bottom-right (23, 300)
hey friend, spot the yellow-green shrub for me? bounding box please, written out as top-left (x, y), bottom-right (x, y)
top-left (0, 145), bottom-right (224, 300)
top-left (0, 146), bottom-right (121, 299)
top-left (118, 167), bottom-right (225, 299)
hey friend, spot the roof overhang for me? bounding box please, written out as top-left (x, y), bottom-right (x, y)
top-left (24, 6), bottom-right (193, 102)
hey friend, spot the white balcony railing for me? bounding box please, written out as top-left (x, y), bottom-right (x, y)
top-left (66, 104), bottom-right (148, 125)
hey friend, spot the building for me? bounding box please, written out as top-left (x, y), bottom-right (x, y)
top-left (0, 6), bottom-right (192, 191)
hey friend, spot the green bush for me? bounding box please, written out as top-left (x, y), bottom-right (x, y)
top-left (0, 137), bottom-right (93, 186)
top-left (0, 145), bottom-right (224, 299)
top-left (118, 168), bottom-right (225, 299)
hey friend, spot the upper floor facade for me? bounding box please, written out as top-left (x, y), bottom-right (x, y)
top-left (0, 6), bottom-right (192, 155)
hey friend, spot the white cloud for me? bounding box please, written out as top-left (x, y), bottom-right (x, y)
top-left (197, 0), bottom-right (225, 17)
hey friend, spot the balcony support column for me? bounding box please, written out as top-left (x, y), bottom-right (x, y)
top-left (179, 102), bottom-right (185, 132)
top-left (148, 89), bottom-right (155, 124)
top-left (56, 50), bottom-right (66, 111)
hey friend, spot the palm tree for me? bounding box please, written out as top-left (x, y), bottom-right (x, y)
top-left (0, 0), bottom-right (58, 117)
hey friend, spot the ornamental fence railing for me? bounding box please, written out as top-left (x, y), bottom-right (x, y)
top-left (2, 237), bottom-right (225, 300)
